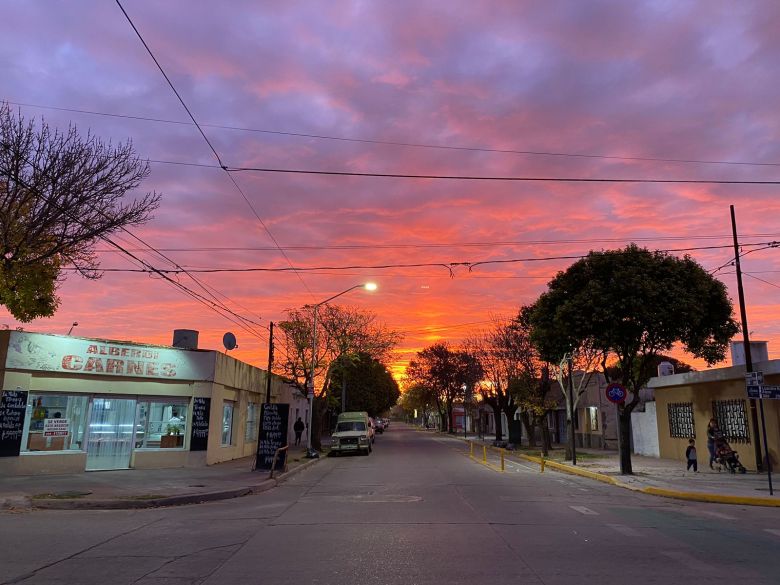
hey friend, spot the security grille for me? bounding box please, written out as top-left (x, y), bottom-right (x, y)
top-left (668, 402), bottom-right (695, 438)
top-left (712, 399), bottom-right (750, 444)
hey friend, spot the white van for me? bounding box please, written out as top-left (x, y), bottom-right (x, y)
top-left (331, 411), bottom-right (372, 455)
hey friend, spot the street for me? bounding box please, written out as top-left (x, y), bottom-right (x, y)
top-left (2, 425), bottom-right (779, 585)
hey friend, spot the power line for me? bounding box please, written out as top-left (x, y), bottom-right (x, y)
top-left (113, 1), bottom-right (314, 300)
top-left (63, 242), bottom-right (777, 276)
top-left (7, 99), bottom-right (780, 169)
top-left (229, 165), bottom-right (780, 185)
top-left (90, 233), bottom-right (780, 254)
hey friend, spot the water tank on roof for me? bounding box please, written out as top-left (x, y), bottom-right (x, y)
top-left (731, 341), bottom-right (768, 366)
top-left (657, 361), bottom-right (675, 376)
top-left (172, 329), bottom-right (199, 350)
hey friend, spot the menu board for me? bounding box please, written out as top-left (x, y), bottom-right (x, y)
top-left (0, 390), bottom-right (28, 457)
top-left (255, 403), bottom-right (289, 471)
top-left (189, 397), bottom-right (211, 451)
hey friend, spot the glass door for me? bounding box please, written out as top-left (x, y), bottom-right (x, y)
top-left (86, 397), bottom-right (137, 470)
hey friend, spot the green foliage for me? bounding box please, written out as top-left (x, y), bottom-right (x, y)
top-left (528, 244), bottom-right (738, 395)
top-left (328, 352), bottom-right (399, 417)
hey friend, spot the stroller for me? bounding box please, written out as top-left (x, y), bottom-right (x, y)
top-left (713, 434), bottom-right (747, 474)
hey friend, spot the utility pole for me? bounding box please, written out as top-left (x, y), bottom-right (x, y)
top-left (730, 206), bottom-right (771, 489)
top-left (265, 322), bottom-right (274, 404)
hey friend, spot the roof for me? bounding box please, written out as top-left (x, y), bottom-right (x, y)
top-left (648, 358), bottom-right (780, 389)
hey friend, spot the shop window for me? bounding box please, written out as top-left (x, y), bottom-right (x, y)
top-left (245, 402), bottom-right (259, 442)
top-left (135, 400), bottom-right (189, 449)
top-left (712, 399), bottom-right (750, 444)
top-left (668, 402), bottom-right (695, 439)
top-left (222, 401), bottom-right (235, 445)
top-left (23, 394), bottom-right (88, 452)
top-left (587, 407), bottom-right (599, 431)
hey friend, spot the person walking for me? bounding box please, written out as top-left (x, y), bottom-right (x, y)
top-left (706, 418), bottom-right (719, 469)
top-left (685, 438), bottom-right (698, 472)
top-left (293, 417), bottom-right (305, 446)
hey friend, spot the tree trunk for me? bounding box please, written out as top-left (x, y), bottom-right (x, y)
top-left (446, 402), bottom-right (454, 434)
top-left (519, 411), bottom-right (535, 448)
top-left (540, 416), bottom-right (552, 456)
top-left (564, 417), bottom-right (574, 460)
top-left (491, 404), bottom-right (503, 442)
top-left (618, 411), bottom-right (633, 474)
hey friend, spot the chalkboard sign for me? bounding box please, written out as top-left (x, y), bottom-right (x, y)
top-left (0, 390), bottom-right (28, 457)
top-left (255, 403), bottom-right (289, 471)
top-left (189, 397), bottom-right (211, 451)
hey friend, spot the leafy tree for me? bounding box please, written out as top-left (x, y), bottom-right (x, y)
top-left (328, 352), bottom-right (399, 416)
top-left (398, 383), bottom-right (438, 427)
top-left (527, 245), bottom-right (738, 473)
top-left (405, 343), bottom-right (482, 433)
top-left (276, 303), bottom-right (400, 449)
top-left (0, 103), bottom-right (160, 321)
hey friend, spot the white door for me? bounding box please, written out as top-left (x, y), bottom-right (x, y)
top-left (86, 397), bottom-right (137, 470)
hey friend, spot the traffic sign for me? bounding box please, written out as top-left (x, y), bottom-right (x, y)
top-left (749, 384), bottom-right (780, 399)
top-left (605, 382), bottom-right (627, 404)
top-left (746, 371), bottom-right (764, 385)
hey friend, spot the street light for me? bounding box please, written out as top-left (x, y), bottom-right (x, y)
top-left (305, 282), bottom-right (377, 458)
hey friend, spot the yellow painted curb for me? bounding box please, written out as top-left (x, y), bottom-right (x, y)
top-left (514, 453), bottom-right (780, 507)
top-left (515, 453), bottom-right (622, 486)
top-left (640, 486), bottom-right (780, 507)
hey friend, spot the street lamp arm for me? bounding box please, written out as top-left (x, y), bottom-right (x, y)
top-left (313, 284), bottom-right (365, 308)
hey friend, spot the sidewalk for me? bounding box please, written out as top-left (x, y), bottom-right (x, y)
top-left (451, 432), bottom-right (780, 507)
top-left (0, 445), bottom-right (318, 511)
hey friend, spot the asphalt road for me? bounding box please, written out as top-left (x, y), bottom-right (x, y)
top-left (2, 425), bottom-right (780, 585)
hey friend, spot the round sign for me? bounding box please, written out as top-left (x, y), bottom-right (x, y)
top-left (605, 382), bottom-right (627, 404)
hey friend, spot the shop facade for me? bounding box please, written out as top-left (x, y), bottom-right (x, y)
top-left (0, 331), bottom-right (307, 475)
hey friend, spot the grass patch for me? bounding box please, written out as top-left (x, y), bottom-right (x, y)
top-left (32, 491), bottom-right (91, 500)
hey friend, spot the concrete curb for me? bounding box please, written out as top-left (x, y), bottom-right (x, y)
top-left (24, 456), bottom-right (323, 511)
top-left (514, 452), bottom-right (780, 507)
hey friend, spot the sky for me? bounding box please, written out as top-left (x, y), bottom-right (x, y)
top-left (3, 0), bottom-right (780, 380)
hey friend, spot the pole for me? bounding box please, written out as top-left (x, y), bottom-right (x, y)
top-left (341, 357), bottom-right (347, 413)
top-left (568, 354), bottom-right (577, 466)
top-left (305, 306), bottom-right (318, 458)
top-left (731, 206), bottom-right (770, 488)
top-left (265, 321), bottom-right (274, 404)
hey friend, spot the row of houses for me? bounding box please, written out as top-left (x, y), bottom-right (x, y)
top-left (436, 343), bottom-right (780, 471)
top-left (0, 330), bottom-right (309, 476)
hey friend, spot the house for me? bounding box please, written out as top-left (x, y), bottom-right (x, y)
top-left (648, 358), bottom-right (780, 470)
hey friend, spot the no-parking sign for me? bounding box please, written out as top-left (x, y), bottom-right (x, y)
top-left (605, 382), bottom-right (627, 404)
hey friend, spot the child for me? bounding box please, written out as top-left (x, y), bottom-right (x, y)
top-left (685, 438), bottom-right (698, 472)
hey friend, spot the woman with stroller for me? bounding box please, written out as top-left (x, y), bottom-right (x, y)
top-left (706, 418), bottom-right (719, 470)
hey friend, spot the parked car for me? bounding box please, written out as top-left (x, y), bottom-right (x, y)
top-left (372, 417), bottom-right (385, 434)
top-left (331, 412), bottom-right (372, 455)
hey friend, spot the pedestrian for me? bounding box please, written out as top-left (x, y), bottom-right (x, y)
top-left (293, 417), bottom-right (305, 446)
top-left (706, 418), bottom-right (719, 469)
top-left (685, 438), bottom-right (698, 472)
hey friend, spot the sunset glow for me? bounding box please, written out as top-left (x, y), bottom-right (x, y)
top-left (4, 1), bottom-right (780, 382)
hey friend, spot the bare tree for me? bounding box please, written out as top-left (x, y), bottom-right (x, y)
top-left (466, 316), bottom-right (530, 444)
top-left (276, 303), bottom-right (401, 449)
top-left (549, 342), bottom-right (602, 461)
top-left (0, 103), bottom-right (160, 321)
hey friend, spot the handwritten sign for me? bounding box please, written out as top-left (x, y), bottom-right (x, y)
top-left (43, 418), bottom-right (70, 437)
top-left (189, 397), bottom-right (211, 451)
top-left (0, 390), bottom-right (28, 457)
top-left (255, 403), bottom-right (289, 471)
